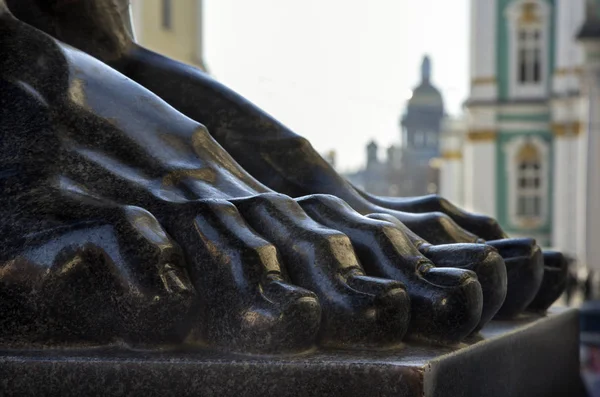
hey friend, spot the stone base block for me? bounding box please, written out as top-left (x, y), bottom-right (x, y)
top-left (0, 308), bottom-right (581, 397)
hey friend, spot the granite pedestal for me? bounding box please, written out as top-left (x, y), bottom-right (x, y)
top-left (0, 307), bottom-right (580, 397)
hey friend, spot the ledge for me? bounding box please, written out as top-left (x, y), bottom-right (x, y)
top-left (0, 308), bottom-right (581, 397)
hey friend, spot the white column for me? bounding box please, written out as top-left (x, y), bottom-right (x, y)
top-left (439, 119), bottom-right (467, 207)
top-left (552, 136), bottom-right (567, 247)
top-left (552, 132), bottom-right (580, 255)
top-left (576, 110), bottom-right (589, 265)
top-left (470, 0), bottom-right (497, 101)
top-left (552, 0), bottom-right (586, 253)
top-left (130, 0), bottom-right (143, 43)
top-left (464, 139), bottom-right (497, 217)
top-left (471, 0), bottom-right (496, 78)
top-left (464, 101), bottom-right (497, 216)
top-left (578, 40), bottom-right (600, 270)
top-left (566, 135), bottom-right (582, 254)
top-left (554, 0), bottom-right (586, 93)
top-left (195, 0), bottom-right (205, 68)
top-left (584, 70), bottom-right (600, 271)
top-left (440, 159), bottom-right (464, 207)
top-left (572, 0), bottom-right (587, 69)
top-left (553, 0), bottom-right (573, 94)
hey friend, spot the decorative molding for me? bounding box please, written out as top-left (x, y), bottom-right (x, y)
top-left (441, 150), bottom-right (463, 160)
top-left (471, 77), bottom-right (497, 86)
top-left (497, 104), bottom-right (549, 114)
top-left (497, 113), bottom-right (550, 122)
top-left (519, 2), bottom-right (541, 25)
top-left (554, 67), bottom-right (584, 76)
top-left (467, 131), bottom-right (497, 142)
top-left (496, 122), bottom-right (550, 132)
top-left (553, 68), bottom-right (569, 76)
top-left (552, 122), bottom-right (582, 137)
top-left (517, 218), bottom-right (544, 229)
top-left (429, 158), bottom-right (444, 169)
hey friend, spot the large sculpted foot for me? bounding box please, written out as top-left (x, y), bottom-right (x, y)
top-left (6, 0), bottom-right (533, 329)
top-left (159, 198), bottom-right (323, 351)
top-left (366, 213), bottom-right (506, 330)
top-left (0, 74), bottom-right (321, 352)
top-left (15, 0), bottom-right (568, 332)
top-left (526, 250), bottom-right (568, 313)
top-left (6, 0), bottom-right (523, 246)
top-left (0, 198), bottom-right (196, 346)
top-left (297, 195), bottom-right (486, 341)
top-left (231, 193), bottom-right (412, 347)
top-left (483, 239), bottom-right (544, 317)
top-left (0, 10), bottom-right (457, 350)
top-left (357, 192), bottom-right (508, 241)
top-left (359, 192), bottom-right (563, 313)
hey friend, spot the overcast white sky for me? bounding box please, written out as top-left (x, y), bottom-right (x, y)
top-left (204, 0), bottom-right (470, 171)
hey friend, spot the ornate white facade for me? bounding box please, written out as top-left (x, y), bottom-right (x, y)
top-left (440, 0), bottom-right (600, 271)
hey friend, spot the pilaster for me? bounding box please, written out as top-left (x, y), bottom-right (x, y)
top-left (470, 0), bottom-right (498, 102)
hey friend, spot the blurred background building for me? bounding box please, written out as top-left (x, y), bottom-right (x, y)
top-left (130, 0), bottom-right (207, 71)
top-left (458, 0), bottom-right (585, 248)
top-left (345, 56), bottom-right (445, 197)
top-left (348, 0), bottom-right (600, 272)
top-left (436, 0), bottom-right (600, 268)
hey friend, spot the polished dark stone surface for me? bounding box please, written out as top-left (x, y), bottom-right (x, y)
top-left (0, 308), bottom-right (580, 397)
top-left (0, 3), bottom-right (577, 395)
top-left (11, 0), bottom-right (563, 320)
top-left (6, 0), bottom-right (552, 328)
top-left (366, 212), bottom-right (505, 331)
top-left (0, 0), bottom-right (567, 359)
top-left (0, 0), bottom-right (504, 350)
top-left (362, 192), bottom-right (568, 316)
top-left (486, 238), bottom-right (544, 317)
top-left (527, 250), bottom-right (569, 312)
top-left (0, 12), bottom-right (410, 351)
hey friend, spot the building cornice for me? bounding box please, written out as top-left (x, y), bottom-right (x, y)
top-left (552, 122), bottom-right (583, 137)
top-left (467, 131), bottom-right (497, 142)
top-left (441, 150), bottom-right (464, 160)
top-left (554, 67), bottom-right (584, 76)
top-left (465, 99), bottom-right (548, 108)
top-left (471, 76), bottom-right (497, 86)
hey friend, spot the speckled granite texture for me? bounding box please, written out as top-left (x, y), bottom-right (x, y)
top-left (3, 1), bottom-right (569, 349)
top-left (0, 308), bottom-right (580, 397)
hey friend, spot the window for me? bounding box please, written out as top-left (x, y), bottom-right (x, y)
top-left (506, 1), bottom-right (548, 98)
top-left (162, 0), bottom-right (172, 30)
top-left (505, 136), bottom-right (548, 227)
top-left (413, 131), bottom-right (423, 147)
top-left (515, 143), bottom-right (542, 219)
top-left (517, 27), bottom-right (542, 85)
top-left (427, 132), bottom-right (438, 147)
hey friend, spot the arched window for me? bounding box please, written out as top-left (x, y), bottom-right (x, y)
top-left (506, 1), bottom-right (549, 98)
top-left (517, 26), bottom-right (542, 84)
top-left (516, 143), bottom-right (542, 218)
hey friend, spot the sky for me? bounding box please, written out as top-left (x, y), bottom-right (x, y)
top-left (204, 0), bottom-right (470, 171)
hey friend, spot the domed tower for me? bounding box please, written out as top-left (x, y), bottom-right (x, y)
top-left (398, 55), bottom-right (445, 196)
top-left (366, 140), bottom-right (379, 168)
top-left (401, 55), bottom-right (445, 153)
